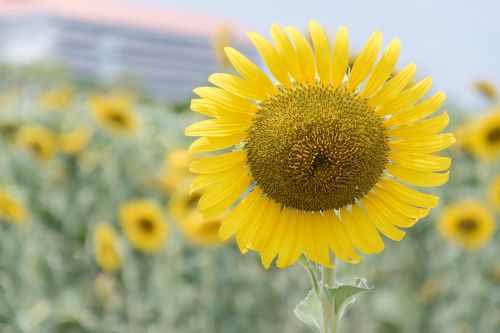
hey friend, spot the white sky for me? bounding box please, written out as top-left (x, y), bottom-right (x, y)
top-left (134, 0), bottom-right (500, 110)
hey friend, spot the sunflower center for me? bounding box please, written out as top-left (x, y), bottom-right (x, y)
top-left (139, 218), bottom-right (154, 233)
top-left (457, 218), bottom-right (478, 234)
top-left (28, 142), bottom-right (42, 156)
top-left (108, 111), bottom-right (126, 125)
top-left (487, 127), bottom-right (500, 145)
top-left (246, 83), bottom-right (389, 211)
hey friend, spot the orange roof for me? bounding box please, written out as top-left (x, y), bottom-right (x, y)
top-left (0, 0), bottom-right (244, 39)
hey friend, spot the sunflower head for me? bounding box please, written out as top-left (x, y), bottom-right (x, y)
top-left (59, 128), bottom-right (91, 155)
top-left (489, 175), bottom-right (500, 209)
top-left (438, 201), bottom-right (496, 249)
top-left (38, 85), bottom-right (75, 112)
top-left (93, 223), bottom-right (121, 272)
top-left (89, 95), bottom-right (138, 134)
top-left (469, 109), bottom-right (500, 159)
top-left (0, 188), bottom-right (27, 224)
top-left (16, 124), bottom-right (57, 161)
top-left (181, 210), bottom-right (226, 247)
top-left (120, 200), bottom-right (168, 252)
top-left (473, 80), bottom-right (497, 101)
top-left (186, 21), bottom-right (453, 268)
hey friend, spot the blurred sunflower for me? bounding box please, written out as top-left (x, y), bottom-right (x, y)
top-left (489, 176), bottom-right (500, 209)
top-left (59, 128), bottom-right (91, 155)
top-left (186, 21), bottom-right (454, 268)
top-left (120, 200), bottom-right (168, 252)
top-left (453, 121), bottom-right (473, 153)
top-left (158, 148), bottom-right (192, 192)
top-left (181, 210), bottom-right (225, 247)
top-left (16, 124), bottom-right (57, 161)
top-left (0, 188), bottom-right (27, 224)
top-left (89, 94), bottom-right (138, 134)
top-left (213, 24), bottom-right (233, 69)
top-left (473, 80), bottom-right (497, 101)
top-left (438, 201), bottom-right (496, 249)
top-left (38, 85), bottom-right (75, 111)
top-left (169, 186), bottom-right (202, 220)
top-left (469, 109), bottom-right (500, 159)
top-left (93, 223), bottom-right (121, 272)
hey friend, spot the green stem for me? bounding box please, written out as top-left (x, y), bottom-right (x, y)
top-left (320, 256), bottom-right (337, 333)
top-left (300, 255), bottom-right (320, 296)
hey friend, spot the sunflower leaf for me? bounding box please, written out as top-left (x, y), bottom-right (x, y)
top-left (324, 277), bottom-right (372, 315)
top-left (293, 289), bottom-right (322, 331)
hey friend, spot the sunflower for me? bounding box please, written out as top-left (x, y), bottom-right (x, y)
top-left (38, 85), bottom-right (75, 111)
top-left (469, 109), bottom-right (500, 159)
top-left (16, 124), bottom-right (57, 161)
top-left (93, 223), bottom-right (121, 271)
top-left (89, 94), bottom-right (138, 134)
top-left (59, 128), bottom-right (91, 155)
top-left (181, 210), bottom-right (225, 247)
top-left (185, 21), bottom-right (454, 269)
top-left (0, 188), bottom-right (27, 224)
top-left (489, 176), bottom-right (500, 209)
top-left (213, 24), bottom-right (234, 69)
top-left (473, 80), bottom-right (497, 101)
top-left (169, 186), bottom-right (202, 220)
top-left (158, 148), bottom-right (192, 192)
top-left (165, 148), bottom-right (192, 171)
top-left (120, 200), bottom-right (168, 252)
top-left (438, 201), bottom-right (495, 249)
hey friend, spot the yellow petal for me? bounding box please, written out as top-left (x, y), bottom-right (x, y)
top-left (389, 133), bottom-right (455, 154)
top-left (247, 32), bottom-right (291, 88)
top-left (376, 76), bottom-right (432, 116)
top-left (363, 192), bottom-right (419, 228)
top-left (361, 39), bottom-right (401, 98)
top-left (284, 26), bottom-right (316, 85)
top-left (219, 187), bottom-right (263, 240)
top-left (189, 150), bottom-right (247, 174)
top-left (347, 31), bottom-right (383, 91)
top-left (185, 119), bottom-right (251, 137)
top-left (270, 23), bottom-right (305, 83)
top-left (323, 210), bottom-right (362, 264)
top-left (224, 47), bottom-right (278, 95)
top-left (236, 196), bottom-right (272, 252)
top-left (387, 112), bottom-right (449, 137)
top-left (386, 164), bottom-right (449, 187)
top-left (277, 209), bottom-right (303, 268)
top-left (188, 133), bottom-right (247, 154)
top-left (389, 152), bottom-right (452, 172)
top-left (368, 63), bottom-right (416, 107)
top-left (331, 26), bottom-right (349, 88)
top-left (361, 196), bottom-right (406, 241)
top-left (373, 186), bottom-right (429, 219)
top-left (377, 178), bottom-right (439, 208)
top-left (191, 164), bottom-right (244, 193)
top-left (384, 91), bottom-right (446, 127)
top-left (302, 212), bottom-right (332, 267)
top-left (198, 169), bottom-right (251, 218)
top-left (340, 206), bottom-right (384, 254)
top-left (208, 73), bottom-right (270, 101)
top-left (309, 20), bottom-right (331, 86)
top-left (190, 99), bottom-right (218, 118)
top-left (193, 86), bottom-right (257, 117)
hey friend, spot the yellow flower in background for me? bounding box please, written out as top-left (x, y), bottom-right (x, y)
top-left (453, 121), bottom-right (473, 153)
top-left (213, 24), bottom-right (233, 69)
top-left (93, 223), bottom-right (121, 272)
top-left (469, 109), bottom-right (500, 159)
top-left (438, 201), bottom-right (495, 249)
top-left (38, 85), bottom-right (75, 111)
top-left (186, 21), bottom-right (454, 269)
top-left (59, 128), bottom-right (91, 155)
top-left (169, 186), bottom-right (202, 220)
top-left (158, 169), bottom-right (186, 192)
top-left (165, 148), bottom-right (192, 172)
top-left (16, 124), bottom-right (57, 161)
top-left (181, 210), bottom-right (225, 247)
top-left (89, 94), bottom-right (138, 134)
top-left (0, 188), bottom-right (27, 224)
top-left (473, 80), bottom-right (497, 101)
top-left (490, 176), bottom-right (500, 209)
top-left (120, 200), bottom-right (168, 252)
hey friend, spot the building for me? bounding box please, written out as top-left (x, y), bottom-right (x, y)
top-left (0, 0), bottom-right (254, 100)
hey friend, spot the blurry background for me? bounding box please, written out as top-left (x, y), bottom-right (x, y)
top-left (0, 0), bottom-right (498, 333)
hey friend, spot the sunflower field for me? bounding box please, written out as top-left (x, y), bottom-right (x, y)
top-left (0, 19), bottom-right (499, 333)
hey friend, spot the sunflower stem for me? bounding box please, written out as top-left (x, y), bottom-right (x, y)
top-left (319, 256), bottom-right (338, 333)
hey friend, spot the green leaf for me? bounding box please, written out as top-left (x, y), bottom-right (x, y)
top-left (293, 289), bottom-right (322, 331)
top-left (325, 277), bottom-right (372, 314)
